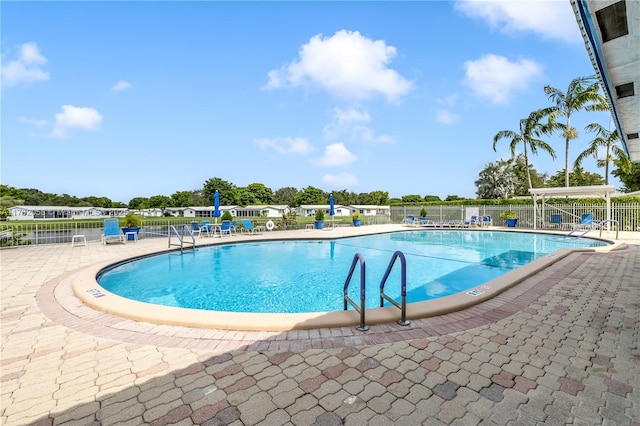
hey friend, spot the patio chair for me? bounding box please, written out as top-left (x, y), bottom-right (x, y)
top-left (241, 219), bottom-right (260, 234)
top-left (464, 215), bottom-right (481, 227)
top-left (190, 221), bottom-right (202, 237)
top-left (201, 221), bottom-right (212, 237)
top-left (578, 214), bottom-right (594, 228)
top-left (482, 216), bottom-right (492, 227)
top-left (220, 220), bottom-right (233, 237)
top-left (548, 214), bottom-right (563, 229)
top-left (404, 215), bottom-right (416, 226)
top-left (102, 219), bottom-right (125, 245)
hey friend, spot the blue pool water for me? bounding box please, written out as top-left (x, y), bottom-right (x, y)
top-left (98, 231), bottom-right (608, 313)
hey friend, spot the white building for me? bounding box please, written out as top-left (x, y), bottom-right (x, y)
top-left (348, 205), bottom-right (391, 217)
top-left (8, 206), bottom-right (127, 221)
top-left (243, 205), bottom-right (291, 218)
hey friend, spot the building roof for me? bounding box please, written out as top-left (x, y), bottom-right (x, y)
top-left (528, 185), bottom-right (615, 198)
top-left (571, 0), bottom-right (639, 162)
top-left (243, 205), bottom-right (289, 210)
top-left (349, 205), bottom-right (391, 209)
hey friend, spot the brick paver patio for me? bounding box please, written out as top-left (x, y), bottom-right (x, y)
top-left (1, 227), bottom-right (638, 425)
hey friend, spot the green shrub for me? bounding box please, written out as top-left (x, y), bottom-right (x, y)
top-left (120, 213), bottom-right (143, 228)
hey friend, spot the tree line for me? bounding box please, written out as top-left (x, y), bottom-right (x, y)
top-left (0, 180), bottom-right (453, 210)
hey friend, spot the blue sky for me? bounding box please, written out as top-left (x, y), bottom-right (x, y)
top-left (1, 1), bottom-right (615, 204)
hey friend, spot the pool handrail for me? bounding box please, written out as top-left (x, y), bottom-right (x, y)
top-left (379, 250), bottom-right (410, 326)
top-left (168, 224), bottom-right (196, 251)
top-left (343, 253), bottom-right (368, 331)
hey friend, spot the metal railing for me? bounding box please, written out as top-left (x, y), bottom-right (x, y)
top-left (1, 202), bottom-right (636, 247)
top-left (168, 225), bottom-right (196, 252)
top-left (343, 253), bottom-right (368, 331)
top-left (379, 251), bottom-right (410, 326)
top-left (391, 203), bottom-right (639, 231)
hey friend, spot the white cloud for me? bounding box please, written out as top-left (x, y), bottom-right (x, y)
top-left (50, 105), bottom-right (103, 139)
top-left (322, 172), bottom-right (358, 188)
top-left (436, 93), bottom-right (459, 106)
top-left (255, 137), bottom-right (313, 155)
top-left (454, 0), bottom-right (581, 44)
top-left (264, 30), bottom-right (413, 101)
top-left (436, 110), bottom-right (459, 125)
top-left (323, 107), bottom-right (394, 144)
top-left (1, 42), bottom-right (50, 88)
top-left (111, 80), bottom-right (132, 91)
top-left (319, 142), bottom-right (357, 166)
top-left (19, 116), bottom-right (49, 127)
top-left (323, 107), bottom-right (370, 140)
top-left (462, 54), bottom-right (543, 104)
top-left (352, 126), bottom-right (395, 143)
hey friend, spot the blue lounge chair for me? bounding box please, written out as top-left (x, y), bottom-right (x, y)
top-left (102, 219), bottom-right (125, 245)
top-left (566, 214), bottom-right (597, 238)
top-left (482, 216), bottom-right (492, 227)
top-left (464, 215), bottom-right (480, 227)
top-left (241, 219), bottom-right (261, 234)
top-left (579, 214), bottom-right (594, 228)
top-left (548, 214), bottom-right (563, 229)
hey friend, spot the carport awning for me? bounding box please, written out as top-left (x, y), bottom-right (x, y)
top-left (528, 185), bottom-right (615, 229)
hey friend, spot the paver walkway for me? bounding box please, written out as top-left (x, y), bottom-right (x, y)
top-left (1, 228), bottom-right (639, 425)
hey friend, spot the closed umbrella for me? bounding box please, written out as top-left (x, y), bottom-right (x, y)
top-left (329, 194), bottom-right (335, 229)
top-left (329, 194), bottom-right (335, 217)
top-left (213, 190), bottom-right (221, 223)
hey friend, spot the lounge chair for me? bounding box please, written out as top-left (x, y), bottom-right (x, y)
top-left (241, 219), bottom-right (260, 234)
top-left (566, 214), bottom-right (598, 238)
top-left (548, 214), bottom-right (563, 229)
top-left (464, 215), bottom-right (481, 227)
top-left (578, 214), bottom-right (594, 228)
top-left (482, 216), bottom-right (492, 227)
top-left (102, 219), bottom-right (125, 245)
top-left (404, 215), bottom-right (416, 226)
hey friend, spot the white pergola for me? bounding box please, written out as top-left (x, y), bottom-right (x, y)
top-left (528, 185), bottom-right (615, 230)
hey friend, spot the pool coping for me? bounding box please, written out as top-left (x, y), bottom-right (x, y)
top-left (72, 229), bottom-right (626, 331)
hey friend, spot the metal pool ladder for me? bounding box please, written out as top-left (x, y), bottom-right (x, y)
top-left (343, 253), bottom-right (368, 331)
top-left (168, 225), bottom-right (196, 252)
top-left (343, 250), bottom-right (411, 331)
top-left (379, 251), bottom-right (410, 326)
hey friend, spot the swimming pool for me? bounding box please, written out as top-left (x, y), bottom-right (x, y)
top-left (97, 230), bottom-right (608, 314)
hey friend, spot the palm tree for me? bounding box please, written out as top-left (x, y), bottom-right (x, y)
top-left (574, 123), bottom-right (631, 185)
top-left (544, 76), bottom-right (609, 187)
top-left (475, 159), bottom-right (517, 199)
top-left (493, 107), bottom-right (557, 192)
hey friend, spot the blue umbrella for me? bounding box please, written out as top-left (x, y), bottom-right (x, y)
top-left (213, 190), bottom-right (221, 222)
top-left (329, 194), bottom-right (335, 217)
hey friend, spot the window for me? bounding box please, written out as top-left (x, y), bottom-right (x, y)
top-left (615, 82), bottom-right (634, 98)
top-left (596, 1), bottom-right (628, 42)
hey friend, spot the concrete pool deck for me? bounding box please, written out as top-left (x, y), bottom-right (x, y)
top-left (1, 225), bottom-right (639, 425)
